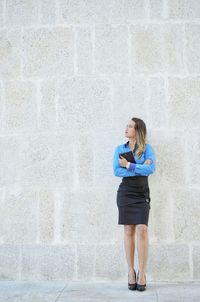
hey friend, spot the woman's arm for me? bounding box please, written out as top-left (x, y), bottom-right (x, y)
top-left (113, 144), bottom-right (156, 177)
top-left (113, 147), bottom-right (136, 177)
top-left (127, 144), bottom-right (156, 176)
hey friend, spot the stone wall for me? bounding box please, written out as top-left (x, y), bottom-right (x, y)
top-left (0, 0), bottom-right (200, 281)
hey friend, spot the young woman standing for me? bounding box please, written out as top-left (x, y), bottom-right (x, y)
top-left (113, 117), bottom-right (156, 291)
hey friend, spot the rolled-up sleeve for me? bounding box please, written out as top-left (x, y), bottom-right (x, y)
top-left (113, 147), bottom-right (136, 177)
top-left (134, 144), bottom-right (156, 176)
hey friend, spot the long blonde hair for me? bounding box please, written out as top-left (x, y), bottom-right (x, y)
top-left (132, 117), bottom-right (147, 158)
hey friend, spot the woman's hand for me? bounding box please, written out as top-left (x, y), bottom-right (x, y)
top-left (144, 159), bottom-right (152, 165)
top-left (119, 156), bottom-right (128, 168)
top-left (119, 157), bottom-right (152, 168)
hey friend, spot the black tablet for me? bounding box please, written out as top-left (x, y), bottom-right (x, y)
top-left (119, 151), bottom-right (136, 163)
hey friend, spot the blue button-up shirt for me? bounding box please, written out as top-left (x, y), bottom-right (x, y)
top-left (113, 141), bottom-right (156, 177)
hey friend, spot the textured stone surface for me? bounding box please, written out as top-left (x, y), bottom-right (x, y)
top-left (61, 186), bottom-right (120, 244)
top-left (150, 0), bottom-right (164, 19)
top-left (38, 188), bottom-right (54, 243)
top-left (150, 185), bottom-right (174, 242)
top-left (185, 24), bottom-right (200, 73)
top-left (76, 27), bottom-right (93, 75)
top-left (167, 77), bottom-right (200, 130)
top-left (57, 78), bottom-right (112, 131)
top-left (148, 78), bottom-right (167, 129)
top-left (0, 1), bottom-right (3, 27)
top-left (4, 81), bottom-right (37, 133)
top-left (172, 189), bottom-right (200, 242)
top-left (40, 0), bottom-right (56, 25)
top-left (96, 244), bottom-right (127, 281)
top-left (21, 244), bottom-right (75, 281)
top-left (77, 244), bottom-right (95, 280)
top-left (19, 134), bottom-right (74, 186)
top-left (168, 0), bottom-right (200, 19)
top-left (59, 0), bottom-right (110, 24)
top-left (147, 244), bottom-right (190, 281)
top-left (0, 30), bottom-right (21, 79)
top-left (5, 0), bottom-right (39, 26)
top-left (93, 130), bottom-right (121, 187)
top-left (40, 81), bottom-right (57, 131)
top-left (110, 0), bottom-right (146, 22)
top-left (193, 245), bottom-right (200, 280)
top-left (95, 26), bottom-right (128, 74)
top-left (22, 28), bottom-right (74, 78)
top-left (112, 76), bottom-right (148, 129)
top-left (130, 24), bottom-right (184, 74)
top-left (1, 0), bottom-right (200, 282)
top-left (0, 137), bottom-right (21, 186)
top-left (0, 245), bottom-right (20, 280)
top-left (2, 189), bottom-right (38, 243)
top-left (152, 133), bottom-right (187, 186)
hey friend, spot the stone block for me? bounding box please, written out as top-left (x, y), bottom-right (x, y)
top-left (167, 77), bottom-right (200, 130)
top-left (150, 0), bottom-right (164, 19)
top-left (0, 189), bottom-right (5, 243)
top-left (0, 30), bottom-right (21, 79)
top-left (77, 244), bottom-right (95, 281)
top-left (61, 186), bottom-right (120, 244)
top-left (40, 0), bottom-right (56, 25)
top-left (93, 130), bottom-right (121, 187)
top-left (40, 81), bottom-right (57, 131)
top-left (148, 78), bottom-right (167, 129)
top-left (19, 134), bottom-right (74, 186)
top-left (152, 133), bottom-right (187, 186)
top-left (185, 24), bottom-right (200, 73)
top-left (150, 185), bottom-right (174, 242)
top-left (73, 132), bottom-right (95, 186)
top-left (95, 25), bottom-right (128, 74)
top-left (21, 244), bottom-right (75, 280)
top-left (188, 130), bottom-right (200, 153)
top-left (110, 0), bottom-right (146, 22)
top-left (112, 76), bottom-right (148, 129)
top-left (147, 244), bottom-right (190, 281)
top-left (0, 83), bottom-right (2, 131)
top-left (59, 0), bottom-right (110, 24)
top-left (58, 78), bottom-right (112, 131)
top-left (0, 1), bottom-right (3, 27)
top-left (22, 28), bottom-right (74, 78)
top-left (95, 243), bottom-right (127, 281)
top-left (0, 137), bottom-right (21, 186)
top-left (130, 24), bottom-right (184, 74)
top-left (4, 81), bottom-right (37, 133)
top-left (76, 27), bottom-right (92, 75)
top-left (2, 189), bottom-right (38, 243)
top-left (38, 188), bottom-right (54, 243)
top-left (193, 245), bottom-right (200, 280)
top-left (5, 0), bottom-right (38, 26)
top-left (0, 245), bottom-right (20, 280)
top-left (171, 188), bottom-right (200, 242)
top-left (168, 0), bottom-right (200, 19)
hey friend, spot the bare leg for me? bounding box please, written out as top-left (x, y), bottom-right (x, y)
top-left (136, 224), bottom-right (149, 284)
top-left (124, 225), bottom-right (136, 283)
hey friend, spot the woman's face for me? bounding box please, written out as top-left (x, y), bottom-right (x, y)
top-left (125, 120), bottom-right (136, 139)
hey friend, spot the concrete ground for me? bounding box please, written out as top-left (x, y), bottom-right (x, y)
top-left (0, 281), bottom-right (200, 302)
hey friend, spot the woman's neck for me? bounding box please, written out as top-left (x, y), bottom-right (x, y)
top-left (128, 139), bottom-right (136, 151)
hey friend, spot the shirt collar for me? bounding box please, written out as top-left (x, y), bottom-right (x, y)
top-left (124, 141), bottom-right (138, 152)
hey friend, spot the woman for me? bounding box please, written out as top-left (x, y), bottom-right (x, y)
top-left (113, 117), bottom-right (156, 292)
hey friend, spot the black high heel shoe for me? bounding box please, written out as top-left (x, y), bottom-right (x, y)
top-left (136, 271), bottom-right (146, 291)
top-left (128, 269), bottom-right (137, 290)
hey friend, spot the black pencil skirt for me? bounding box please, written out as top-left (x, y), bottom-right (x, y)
top-left (116, 176), bottom-right (151, 226)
